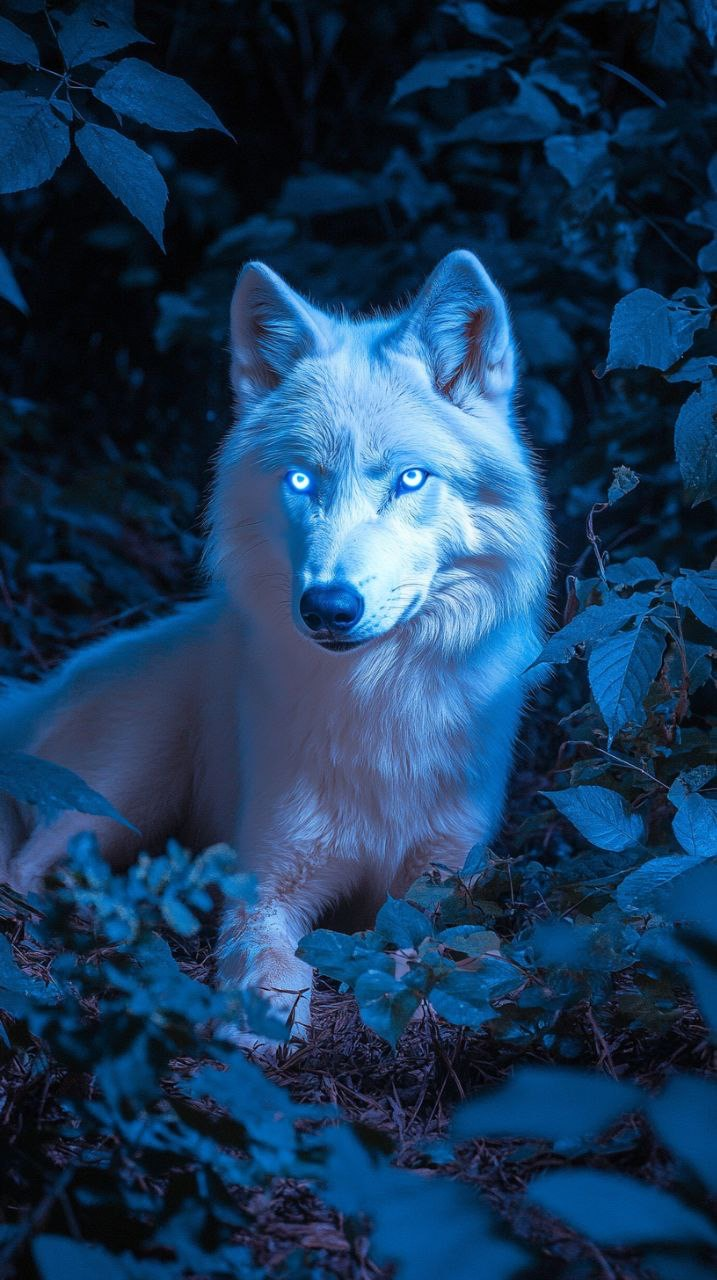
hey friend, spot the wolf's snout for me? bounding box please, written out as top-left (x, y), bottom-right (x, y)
top-left (299, 583), bottom-right (364, 633)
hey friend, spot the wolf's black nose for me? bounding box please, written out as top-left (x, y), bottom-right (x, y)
top-left (300, 583), bottom-right (364, 632)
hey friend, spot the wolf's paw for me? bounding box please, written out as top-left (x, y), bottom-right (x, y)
top-left (217, 948), bottom-right (313, 1059)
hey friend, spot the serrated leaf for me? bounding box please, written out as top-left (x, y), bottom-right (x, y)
top-left (588, 616), bottom-right (665, 743)
top-left (617, 854), bottom-right (707, 912)
top-left (673, 569), bottom-right (717, 631)
top-left (649, 1075), bottom-right (717, 1194)
top-left (75, 123), bottom-right (167, 249)
top-left (531, 591), bottom-right (657, 667)
top-left (391, 49), bottom-right (503, 102)
top-left (541, 785), bottom-right (645, 852)
top-left (605, 289), bottom-right (710, 373)
top-left (0, 750), bottom-right (138, 830)
top-left (93, 58), bottom-right (231, 136)
top-left (56, 0), bottom-right (150, 67)
top-left (0, 92), bottom-right (70, 193)
top-left (527, 1169), bottom-right (717, 1245)
top-left (672, 793), bottom-right (717, 858)
top-left (674, 379), bottom-right (717, 505)
top-left (544, 130), bottom-right (609, 186)
top-left (0, 247), bottom-right (27, 314)
top-left (0, 14), bottom-right (38, 65)
top-left (452, 1067), bottom-right (640, 1143)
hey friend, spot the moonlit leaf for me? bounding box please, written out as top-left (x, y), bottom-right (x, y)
top-left (672, 793), bottom-right (717, 858)
top-left (76, 123), bottom-right (168, 249)
top-left (453, 1067), bottom-right (640, 1143)
top-left (527, 1170), bottom-right (717, 1246)
top-left (0, 750), bottom-right (138, 830)
top-left (649, 1075), bottom-right (717, 1193)
top-left (588, 616), bottom-right (665, 744)
top-left (92, 58), bottom-right (231, 136)
top-left (391, 49), bottom-right (503, 102)
top-left (605, 289), bottom-right (710, 372)
top-left (0, 15), bottom-right (38, 65)
top-left (544, 131), bottom-right (609, 186)
top-left (672, 569), bottom-right (717, 630)
top-left (0, 93), bottom-right (70, 193)
top-left (56, 0), bottom-right (150, 67)
top-left (674, 380), bottom-right (717, 505)
top-left (617, 854), bottom-right (707, 912)
top-left (541, 785), bottom-right (645, 852)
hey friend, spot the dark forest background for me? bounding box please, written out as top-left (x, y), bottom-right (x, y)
top-left (1, 2), bottom-right (717, 1278)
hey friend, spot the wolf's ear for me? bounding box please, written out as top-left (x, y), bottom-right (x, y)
top-left (395, 249), bottom-right (515, 403)
top-left (230, 262), bottom-right (334, 404)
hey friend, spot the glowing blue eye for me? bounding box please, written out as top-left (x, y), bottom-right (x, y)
top-left (398, 468), bottom-right (428, 494)
top-left (286, 469), bottom-right (313, 494)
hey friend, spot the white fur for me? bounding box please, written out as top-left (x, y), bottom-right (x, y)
top-left (0, 251), bottom-right (551, 1044)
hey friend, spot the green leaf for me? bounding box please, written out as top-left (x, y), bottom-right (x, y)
top-left (0, 92), bottom-right (70, 193)
top-left (649, 1075), bottom-right (717, 1194)
top-left (453, 1067), bottom-right (640, 1143)
top-left (353, 968), bottom-right (420, 1045)
top-left (93, 58), bottom-right (231, 136)
top-left (392, 49), bottom-right (502, 101)
top-left (56, 0), bottom-right (150, 68)
top-left (605, 289), bottom-right (710, 373)
top-left (375, 896), bottom-right (430, 949)
top-left (527, 1169), bottom-right (717, 1246)
top-left (672, 793), bottom-right (717, 858)
top-left (0, 750), bottom-right (138, 830)
top-left (544, 130), bottom-right (609, 186)
top-left (0, 14), bottom-right (38, 66)
top-left (588, 616), bottom-right (665, 744)
top-left (673, 568), bottom-right (717, 631)
top-left (674, 379), bottom-right (717, 505)
top-left (76, 123), bottom-right (168, 249)
top-left (0, 247), bottom-right (27, 314)
top-left (541, 785), bottom-right (645, 852)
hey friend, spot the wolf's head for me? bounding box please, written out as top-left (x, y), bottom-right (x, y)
top-left (207, 250), bottom-right (551, 661)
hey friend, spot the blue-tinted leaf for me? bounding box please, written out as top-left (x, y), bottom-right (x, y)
top-left (375, 896), bottom-right (430, 949)
top-left (0, 14), bottom-right (38, 65)
top-left (607, 464), bottom-right (639, 505)
top-left (665, 355), bottom-right (717, 382)
top-left (605, 289), bottom-right (710, 373)
top-left (450, 78), bottom-right (561, 144)
top-left (674, 380), bottom-right (717, 505)
top-left (541, 785), bottom-right (645, 852)
top-left (353, 968), bottom-right (420, 1045)
top-left (672, 793), bottom-right (717, 858)
top-left (544, 131), bottom-right (609, 186)
top-left (673, 569), bottom-right (717, 631)
top-left (527, 1170), bottom-right (717, 1245)
top-left (56, 0), bottom-right (150, 67)
top-left (0, 750), bottom-right (138, 830)
top-left (532, 591), bottom-right (657, 667)
top-left (93, 58), bottom-right (230, 136)
top-left (605, 557), bottom-right (661, 585)
top-left (438, 927), bottom-right (499, 956)
top-left (649, 1075), bottom-right (717, 1193)
top-left (668, 766), bottom-right (717, 805)
top-left (76, 123), bottom-right (167, 249)
top-left (441, 1), bottom-right (527, 46)
top-left (588, 616), bottom-right (665, 743)
top-left (429, 959), bottom-right (517, 1029)
top-left (34, 1236), bottom-right (138, 1280)
top-left (617, 854), bottom-right (707, 912)
top-left (392, 49), bottom-right (503, 101)
top-left (0, 93), bottom-right (70, 193)
top-left (297, 928), bottom-right (390, 985)
top-left (453, 1067), bottom-right (640, 1143)
top-left (0, 248), bottom-right (27, 314)
top-left (0, 933), bottom-right (58, 1017)
top-left (657, 858), bottom-right (717, 937)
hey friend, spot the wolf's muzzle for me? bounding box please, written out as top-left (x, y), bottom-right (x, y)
top-left (299, 582), bottom-right (364, 634)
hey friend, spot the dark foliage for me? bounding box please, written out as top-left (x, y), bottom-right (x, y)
top-left (0, 1), bottom-right (716, 1277)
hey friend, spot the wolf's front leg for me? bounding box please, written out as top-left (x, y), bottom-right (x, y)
top-left (217, 890), bottom-right (319, 1052)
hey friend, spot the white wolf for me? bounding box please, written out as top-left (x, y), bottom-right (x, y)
top-left (0, 249), bottom-right (551, 1044)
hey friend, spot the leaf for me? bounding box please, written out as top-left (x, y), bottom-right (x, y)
top-left (391, 49), bottom-right (503, 102)
top-left (0, 92), bottom-right (70, 194)
top-left (34, 1236), bottom-right (137, 1280)
top-left (452, 1067), bottom-right (640, 1144)
top-left (429, 959), bottom-right (517, 1029)
top-left (0, 14), bottom-right (38, 65)
top-left (665, 355), bottom-right (717, 382)
top-left (673, 569), bottom-right (717, 630)
top-left (617, 854), bottom-right (707, 912)
top-left (55, 0), bottom-right (150, 68)
top-left (605, 557), bottom-right (661, 585)
top-left (541, 785), bottom-right (645, 852)
top-left (588, 616), bottom-right (665, 743)
top-left (674, 380), bottom-right (717, 505)
top-left (527, 1169), bottom-right (717, 1246)
top-left (92, 58), bottom-right (231, 136)
top-left (375, 896), bottom-right (430, 949)
top-left (607, 464), bottom-right (639, 505)
top-left (605, 289), bottom-right (711, 373)
top-left (672, 793), bottom-right (717, 858)
top-left (0, 248), bottom-right (27, 314)
top-left (438, 927), bottom-right (500, 956)
top-left (0, 934), bottom-right (58, 1018)
top-left (649, 1075), bottom-right (717, 1194)
top-left (75, 123), bottom-right (168, 249)
top-left (449, 78), bottom-right (561, 144)
top-left (0, 750), bottom-right (138, 830)
top-left (531, 591), bottom-right (657, 667)
top-left (440, 1), bottom-right (528, 48)
top-left (544, 130), bottom-right (609, 186)
top-left (353, 969), bottom-right (421, 1045)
